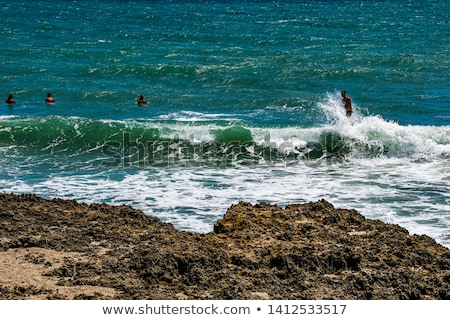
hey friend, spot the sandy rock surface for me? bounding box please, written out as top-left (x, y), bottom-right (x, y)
top-left (0, 193), bottom-right (449, 299)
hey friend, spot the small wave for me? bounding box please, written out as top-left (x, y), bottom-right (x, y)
top-left (1, 110), bottom-right (449, 168)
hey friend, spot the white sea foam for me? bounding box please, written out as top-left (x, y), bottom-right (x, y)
top-left (156, 110), bottom-right (242, 123)
top-left (2, 153), bottom-right (449, 248)
top-left (316, 92), bottom-right (450, 158)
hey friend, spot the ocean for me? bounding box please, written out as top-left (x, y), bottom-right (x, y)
top-left (1, 0), bottom-right (449, 248)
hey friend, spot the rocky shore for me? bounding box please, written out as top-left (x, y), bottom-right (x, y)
top-left (0, 193), bottom-right (449, 300)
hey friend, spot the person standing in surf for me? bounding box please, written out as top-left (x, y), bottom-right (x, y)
top-left (341, 91), bottom-right (352, 117)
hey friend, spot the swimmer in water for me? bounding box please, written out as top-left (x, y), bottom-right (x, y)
top-left (45, 93), bottom-right (56, 104)
top-left (137, 94), bottom-right (147, 106)
top-left (5, 94), bottom-right (16, 104)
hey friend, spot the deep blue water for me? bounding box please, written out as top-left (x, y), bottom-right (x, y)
top-left (1, 0), bottom-right (449, 247)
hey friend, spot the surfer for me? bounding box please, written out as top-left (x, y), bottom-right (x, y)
top-left (5, 94), bottom-right (16, 104)
top-left (341, 91), bottom-right (352, 117)
top-left (137, 95), bottom-right (147, 106)
top-left (45, 93), bottom-right (56, 104)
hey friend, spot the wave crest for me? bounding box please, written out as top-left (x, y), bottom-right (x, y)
top-left (1, 109), bottom-right (449, 168)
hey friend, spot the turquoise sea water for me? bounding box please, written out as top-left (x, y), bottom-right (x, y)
top-left (1, 0), bottom-right (449, 247)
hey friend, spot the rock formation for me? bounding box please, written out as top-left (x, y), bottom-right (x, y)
top-left (0, 193), bottom-right (448, 299)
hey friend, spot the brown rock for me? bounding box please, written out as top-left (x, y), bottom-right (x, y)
top-left (0, 193), bottom-right (449, 299)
